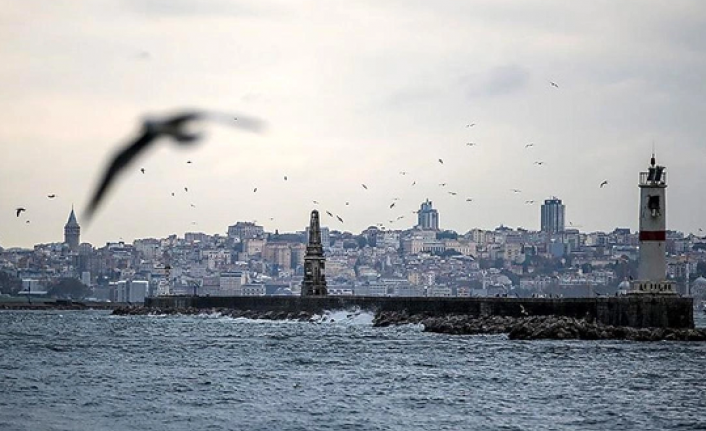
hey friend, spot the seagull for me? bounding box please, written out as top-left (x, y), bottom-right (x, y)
top-left (171, 192), bottom-right (175, 197)
top-left (361, 184), bottom-right (368, 190)
top-left (534, 161), bottom-right (545, 166)
top-left (466, 198), bottom-right (473, 202)
top-left (15, 208), bottom-right (26, 217)
top-left (397, 216), bottom-right (404, 220)
top-left (84, 109), bottom-right (265, 221)
top-left (284, 175), bottom-right (287, 181)
top-left (525, 200), bottom-right (535, 204)
top-left (411, 181), bottom-right (416, 186)
top-left (511, 189), bottom-right (522, 193)
top-left (47, 194), bottom-right (56, 199)
top-left (466, 142), bottom-right (477, 147)
top-left (336, 215), bottom-right (343, 223)
top-left (190, 204), bottom-right (196, 208)
top-left (550, 81), bottom-right (559, 88)
top-left (438, 159), bottom-right (444, 164)
top-left (186, 160), bottom-right (192, 164)
top-left (345, 202), bottom-right (349, 206)
top-left (389, 203), bottom-right (396, 209)
top-left (326, 211), bottom-right (333, 217)
top-left (448, 191), bottom-right (457, 196)
top-left (25, 220), bottom-right (30, 224)
top-left (253, 187), bottom-right (258, 193)
top-left (184, 187), bottom-right (188, 192)
top-left (140, 168), bottom-right (145, 174)
top-left (439, 183), bottom-right (447, 187)
top-left (399, 171), bottom-right (408, 175)
top-left (525, 143), bottom-right (534, 148)
top-left (466, 123), bottom-right (476, 128)
top-left (313, 200), bottom-right (319, 204)
top-left (600, 180), bottom-right (608, 188)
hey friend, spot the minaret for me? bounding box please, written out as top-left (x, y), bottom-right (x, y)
top-left (64, 206), bottom-right (80, 252)
top-left (631, 153), bottom-right (675, 294)
top-left (301, 210), bottom-right (328, 296)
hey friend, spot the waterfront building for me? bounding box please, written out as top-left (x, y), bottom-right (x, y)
top-left (417, 199), bottom-right (439, 230)
top-left (540, 197), bottom-right (565, 234)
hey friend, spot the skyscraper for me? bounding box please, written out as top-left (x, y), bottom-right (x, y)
top-left (64, 207), bottom-right (80, 251)
top-left (540, 197), bottom-right (565, 234)
top-left (417, 199), bottom-right (439, 230)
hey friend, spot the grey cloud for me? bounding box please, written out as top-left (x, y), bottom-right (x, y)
top-left (466, 64), bottom-right (531, 98)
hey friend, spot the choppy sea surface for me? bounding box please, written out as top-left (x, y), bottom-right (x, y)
top-left (1, 310), bottom-right (705, 431)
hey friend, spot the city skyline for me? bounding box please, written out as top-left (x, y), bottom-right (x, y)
top-left (2, 1), bottom-right (706, 248)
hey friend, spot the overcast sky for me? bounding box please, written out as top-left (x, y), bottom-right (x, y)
top-left (1, 0), bottom-right (705, 248)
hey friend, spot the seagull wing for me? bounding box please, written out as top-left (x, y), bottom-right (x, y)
top-left (85, 130), bottom-right (157, 221)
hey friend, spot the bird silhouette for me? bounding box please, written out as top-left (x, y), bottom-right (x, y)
top-left (525, 200), bottom-right (535, 204)
top-left (389, 203), bottom-right (396, 209)
top-left (253, 188), bottom-right (258, 193)
top-left (336, 215), bottom-right (343, 223)
top-left (184, 187), bottom-right (188, 192)
top-left (511, 189), bottom-right (522, 193)
top-left (399, 171), bottom-right (408, 175)
top-left (438, 159), bottom-right (444, 164)
top-left (186, 160), bottom-right (193, 164)
top-left (313, 200), bottom-right (319, 204)
top-left (550, 81), bottom-right (559, 88)
top-left (439, 183), bottom-right (447, 187)
top-left (16, 208), bottom-right (26, 217)
top-left (190, 204), bottom-right (196, 208)
top-left (600, 180), bottom-right (608, 188)
top-left (345, 202), bottom-right (349, 206)
top-left (47, 194), bottom-right (56, 199)
top-left (361, 184), bottom-right (368, 190)
top-left (525, 143), bottom-right (534, 148)
top-left (448, 191), bottom-right (457, 196)
top-left (466, 198), bottom-right (473, 202)
top-left (397, 216), bottom-right (404, 220)
top-left (84, 109), bottom-right (265, 221)
top-left (534, 161), bottom-right (545, 166)
top-left (284, 176), bottom-right (288, 181)
top-left (411, 181), bottom-right (416, 186)
top-left (466, 142), bottom-right (477, 147)
top-left (25, 220), bottom-right (30, 224)
top-left (466, 123), bottom-right (476, 128)
top-left (140, 168), bottom-right (145, 174)
top-left (326, 211), bottom-right (333, 217)
top-left (171, 192), bottom-right (175, 197)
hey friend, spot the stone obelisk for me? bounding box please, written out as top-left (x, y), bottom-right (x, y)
top-left (301, 210), bottom-right (328, 296)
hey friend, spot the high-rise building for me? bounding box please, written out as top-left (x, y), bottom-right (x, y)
top-left (540, 197), bottom-right (565, 234)
top-left (417, 199), bottom-right (439, 230)
top-left (64, 207), bottom-right (80, 251)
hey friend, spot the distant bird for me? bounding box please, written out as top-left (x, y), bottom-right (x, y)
top-left (345, 202), bottom-right (349, 206)
top-left (25, 220), bottom-right (30, 224)
top-left (525, 143), bottom-right (534, 148)
top-left (519, 304), bottom-right (529, 317)
top-left (466, 123), bottom-right (476, 128)
top-left (171, 192), bottom-right (175, 197)
top-left (399, 171), bottom-right (408, 175)
top-left (392, 197), bottom-right (400, 201)
top-left (47, 194), bottom-right (56, 199)
top-left (600, 180), bottom-right (608, 188)
top-left (313, 200), bottom-right (319, 205)
top-left (549, 81), bottom-right (559, 88)
top-left (361, 184), bottom-right (368, 190)
top-left (466, 198), bottom-right (473, 202)
top-left (190, 204), bottom-right (196, 208)
top-left (534, 161), bottom-right (545, 166)
top-left (336, 215), bottom-right (343, 223)
top-left (184, 187), bottom-right (188, 192)
top-left (448, 191), bottom-right (457, 196)
top-left (84, 109), bottom-right (265, 221)
top-left (253, 187), bottom-right (258, 193)
top-left (411, 181), bottom-right (416, 186)
top-left (15, 208), bottom-right (26, 217)
top-left (140, 168), bottom-right (145, 174)
top-left (186, 160), bottom-right (193, 164)
top-left (389, 203), bottom-right (396, 209)
top-left (511, 189), bottom-right (522, 193)
top-left (466, 142), bottom-right (477, 147)
top-left (438, 158), bottom-right (444, 164)
top-left (525, 200), bottom-right (535, 204)
top-left (397, 216), bottom-right (404, 220)
top-left (284, 176), bottom-right (287, 181)
top-left (439, 183), bottom-right (447, 187)
top-left (326, 211), bottom-right (333, 217)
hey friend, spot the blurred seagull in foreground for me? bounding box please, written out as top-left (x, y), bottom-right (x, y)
top-left (84, 109), bottom-right (265, 221)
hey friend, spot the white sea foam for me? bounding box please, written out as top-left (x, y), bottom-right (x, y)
top-left (309, 308), bottom-right (375, 325)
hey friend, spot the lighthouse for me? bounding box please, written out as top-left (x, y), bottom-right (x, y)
top-left (630, 153), bottom-right (675, 294)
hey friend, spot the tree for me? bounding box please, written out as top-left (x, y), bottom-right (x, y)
top-left (48, 278), bottom-right (89, 299)
top-left (0, 271), bottom-right (21, 295)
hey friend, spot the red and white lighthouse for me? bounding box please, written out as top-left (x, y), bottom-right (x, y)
top-left (631, 153), bottom-right (675, 294)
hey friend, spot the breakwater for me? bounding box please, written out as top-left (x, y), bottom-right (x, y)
top-left (144, 295), bottom-right (694, 329)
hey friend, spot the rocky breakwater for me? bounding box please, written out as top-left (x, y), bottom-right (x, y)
top-left (374, 311), bottom-right (706, 342)
top-left (112, 305), bottom-right (320, 321)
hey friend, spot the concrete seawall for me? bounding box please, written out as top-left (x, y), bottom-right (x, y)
top-left (144, 295), bottom-right (694, 329)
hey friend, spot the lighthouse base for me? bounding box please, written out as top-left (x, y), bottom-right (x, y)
top-left (629, 280), bottom-right (676, 295)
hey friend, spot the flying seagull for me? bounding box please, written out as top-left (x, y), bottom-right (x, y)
top-left (511, 189), bottom-right (522, 193)
top-left (313, 200), bottom-right (319, 204)
top-left (466, 123), bottom-right (476, 128)
top-left (438, 158), bottom-right (444, 164)
top-left (550, 81), bottom-right (559, 88)
top-left (186, 160), bottom-right (192, 164)
top-left (84, 109), bottom-right (265, 221)
top-left (448, 191), bottom-right (457, 196)
top-left (361, 184), bottom-right (368, 190)
top-left (190, 204), bottom-right (196, 208)
top-left (253, 187), bottom-right (258, 193)
top-left (25, 220), bottom-right (30, 224)
top-left (345, 201), bottom-right (349, 206)
top-left (525, 143), bottom-right (534, 148)
top-left (171, 192), bottom-right (175, 197)
top-left (534, 161), bottom-right (545, 166)
top-left (184, 187), bottom-right (188, 192)
top-left (284, 176), bottom-right (287, 181)
top-left (326, 211), bottom-right (333, 217)
top-left (140, 168), bottom-right (145, 174)
top-left (439, 183), bottom-right (447, 187)
top-left (399, 171), bottom-right (408, 175)
top-left (411, 181), bottom-right (416, 186)
top-left (389, 203), bottom-right (396, 209)
top-left (466, 198), bottom-right (473, 202)
top-left (336, 215), bottom-right (343, 223)
top-left (525, 200), bottom-right (535, 204)
top-left (15, 208), bottom-right (26, 217)
top-left (466, 142), bottom-right (477, 147)
top-left (600, 180), bottom-right (608, 188)
top-left (47, 194), bottom-right (56, 199)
